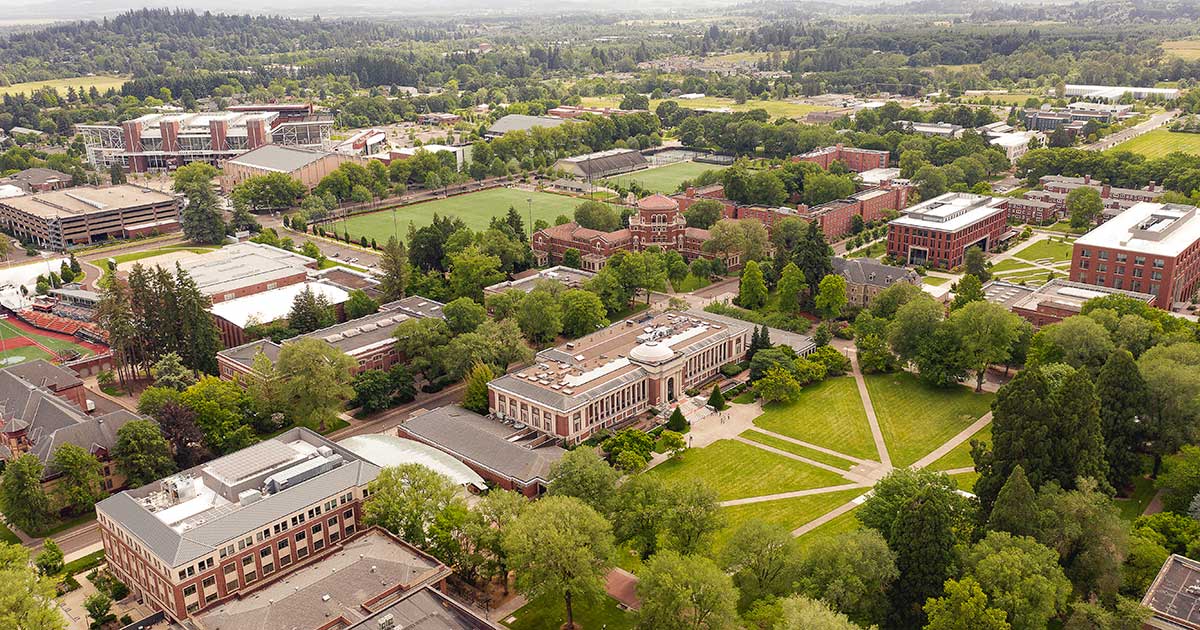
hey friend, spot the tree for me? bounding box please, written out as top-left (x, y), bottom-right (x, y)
top-left (797, 529), bottom-right (897, 627)
top-left (964, 246), bottom-right (991, 281)
top-left (1138, 343), bottom-right (1200, 475)
top-left (230, 172), bottom-right (305, 211)
top-left (0, 542), bottom-right (66, 629)
top-left (659, 430), bottom-right (686, 457)
top-left (720, 520), bottom-right (799, 606)
top-left (150, 352), bottom-right (193, 391)
top-left (637, 551), bottom-right (739, 630)
top-left (462, 361), bottom-right (495, 414)
top-left (684, 199), bottom-right (725, 229)
top-left (180, 182), bottom-right (226, 245)
top-left (464, 489), bottom-right (526, 591)
top-left (1096, 349), bottom-right (1148, 490)
top-left (814, 274), bottom-right (848, 320)
top-left (857, 467), bottom-right (974, 540)
top-left (776, 262), bottom-right (807, 314)
top-left (610, 475), bottom-right (668, 560)
top-left (1068, 187), bottom-right (1104, 229)
top-left (949, 301), bottom-right (1022, 391)
top-left (547, 447), bottom-right (619, 514)
top-left (560, 289), bottom-right (608, 338)
top-left (777, 596), bottom-right (864, 630)
top-left (448, 246), bottom-right (504, 302)
top-left (707, 384), bottom-right (726, 411)
top-left (84, 592), bottom-right (115, 629)
top-left (173, 162), bottom-right (219, 193)
top-left (1063, 598), bottom-right (1150, 630)
top-left (50, 443), bottom-right (104, 515)
top-left (365, 463), bottom-right (466, 548)
top-left (888, 487), bottom-right (960, 629)
top-left (344, 289), bottom-right (379, 319)
top-left (573, 200), bottom-right (620, 231)
top-left (352, 369), bottom-right (395, 413)
top-left (378, 236), bottom-right (411, 301)
top-left (1034, 480), bottom-right (1128, 598)
top-left (34, 539), bottom-right (63, 576)
top-left (112, 420), bottom-right (176, 488)
top-left (667, 407), bottom-right (689, 432)
top-left (738, 260), bottom-right (768, 309)
top-left (443, 296), bottom-right (487, 334)
top-left (793, 221), bottom-right (833, 289)
top-left (754, 366), bottom-right (801, 403)
top-left (987, 465), bottom-right (1038, 537)
top-left (1156, 446), bottom-right (1200, 514)
top-left (1030, 316), bottom-right (1115, 373)
top-left (963, 531), bottom-right (1072, 630)
top-left (516, 288), bottom-right (563, 343)
top-left (179, 377), bottom-right (256, 454)
top-left (561, 248), bottom-right (583, 269)
top-left (952, 273), bottom-right (986, 310)
top-left (662, 480), bottom-right (723, 555)
top-left (504, 496), bottom-right (614, 630)
top-left (288, 285), bottom-right (334, 333)
top-left (153, 400), bottom-right (211, 468)
top-left (276, 338), bottom-right (355, 432)
top-left (924, 578), bottom-right (1012, 630)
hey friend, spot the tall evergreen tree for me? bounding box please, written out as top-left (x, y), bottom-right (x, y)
top-left (180, 183), bottom-right (227, 245)
top-left (1096, 349), bottom-right (1148, 490)
top-left (95, 274), bottom-right (138, 391)
top-left (174, 264), bottom-right (220, 374)
top-left (888, 487), bottom-right (958, 629)
top-left (792, 220), bottom-right (833, 290)
top-left (288, 286), bottom-right (334, 333)
top-left (378, 236), bottom-right (411, 301)
top-left (1049, 367), bottom-right (1109, 491)
top-left (987, 465), bottom-right (1038, 537)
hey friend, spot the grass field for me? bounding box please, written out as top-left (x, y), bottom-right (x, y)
top-left (647, 439), bottom-right (847, 501)
top-left (0, 319), bottom-right (94, 364)
top-left (864, 372), bottom-right (994, 467)
top-left (1113, 129), bottom-right (1200, 159)
top-left (603, 161), bottom-right (727, 194)
top-left (503, 592), bottom-right (634, 630)
top-left (1012, 238), bottom-right (1074, 263)
top-left (922, 275), bottom-right (951, 287)
top-left (740, 430), bottom-right (857, 471)
top-left (990, 258), bottom-right (1036, 274)
top-left (0, 75), bottom-right (127, 97)
top-left (0, 521), bottom-right (18, 545)
top-left (752, 376), bottom-right (877, 460)
top-left (714, 488), bottom-right (865, 550)
top-left (928, 422), bottom-right (991, 471)
top-left (847, 241), bottom-right (886, 260)
top-left (795, 506), bottom-right (862, 551)
top-left (1163, 39), bottom-right (1200, 61)
top-left (672, 273), bottom-right (711, 293)
top-left (952, 471), bottom-right (981, 493)
top-left (340, 188), bottom-right (581, 240)
top-left (580, 95), bottom-right (832, 121)
top-left (111, 246), bottom-right (218, 266)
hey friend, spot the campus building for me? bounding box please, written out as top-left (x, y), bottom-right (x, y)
top-left (1070, 202), bottom-right (1200, 309)
top-left (0, 167), bottom-right (73, 193)
top-left (798, 180), bottom-right (911, 240)
top-left (221, 145), bottom-right (365, 194)
top-left (793, 143), bottom-right (889, 173)
top-left (832, 257), bottom-right (920, 308)
top-left (164, 241), bottom-right (319, 305)
top-left (1064, 84), bottom-right (1179, 101)
top-left (484, 266), bottom-right (596, 296)
top-left (886, 193), bottom-right (1011, 269)
top-left (77, 105), bottom-right (333, 173)
top-left (894, 120), bottom-right (965, 138)
top-left (487, 311), bottom-right (753, 445)
top-left (95, 428), bottom-right (380, 622)
top-left (1142, 554), bottom-right (1200, 630)
top-left (983, 278), bottom-right (1156, 327)
top-left (215, 296), bottom-right (446, 379)
top-left (0, 360), bottom-right (141, 496)
top-left (552, 148), bottom-right (648, 180)
top-left (1011, 175), bottom-right (1166, 225)
top-left (0, 185), bottom-right (180, 250)
top-left (484, 114), bottom-right (568, 138)
top-left (546, 105), bottom-right (645, 118)
top-left (532, 194), bottom-right (727, 272)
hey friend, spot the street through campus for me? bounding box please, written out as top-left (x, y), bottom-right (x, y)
top-left (1082, 109), bottom-right (1178, 151)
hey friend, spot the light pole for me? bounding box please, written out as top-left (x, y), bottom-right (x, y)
top-left (526, 197), bottom-right (533, 239)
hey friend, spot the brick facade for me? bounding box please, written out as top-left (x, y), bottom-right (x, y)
top-left (793, 144), bottom-right (890, 173)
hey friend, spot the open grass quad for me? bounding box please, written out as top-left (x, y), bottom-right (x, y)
top-left (602, 161), bottom-right (728, 194)
top-left (865, 372), bottom-right (994, 467)
top-left (1112, 128), bottom-right (1200, 159)
top-left (336, 188), bottom-right (584, 241)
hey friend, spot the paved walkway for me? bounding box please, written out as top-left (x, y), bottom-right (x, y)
top-left (850, 353), bottom-right (893, 468)
top-left (911, 413), bottom-right (992, 470)
top-left (721, 483), bottom-right (868, 507)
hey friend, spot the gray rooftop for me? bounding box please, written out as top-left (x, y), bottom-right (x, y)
top-left (401, 405), bottom-right (564, 484)
top-left (485, 266), bottom-right (596, 295)
top-left (96, 428), bottom-right (380, 567)
top-left (685, 308), bottom-right (817, 356)
top-left (1143, 554), bottom-right (1200, 629)
top-left (832, 256), bottom-right (919, 289)
top-left (486, 114), bottom-right (568, 136)
top-left (226, 144), bottom-right (335, 173)
top-left (1, 167), bottom-right (72, 191)
top-left (168, 241), bottom-right (315, 297)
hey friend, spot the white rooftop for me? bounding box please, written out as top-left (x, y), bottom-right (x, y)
top-left (890, 193), bottom-right (1007, 232)
top-left (209, 281), bottom-right (350, 328)
top-left (1076, 202), bottom-right (1200, 258)
top-left (0, 185), bottom-right (25, 199)
top-left (990, 131), bottom-right (1038, 148)
top-left (858, 167), bottom-right (901, 185)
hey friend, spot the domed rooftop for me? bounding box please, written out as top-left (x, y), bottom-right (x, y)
top-left (638, 194), bottom-right (678, 211)
top-left (629, 341), bottom-right (675, 363)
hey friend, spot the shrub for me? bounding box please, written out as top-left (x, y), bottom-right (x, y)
top-left (720, 362), bottom-right (746, 378)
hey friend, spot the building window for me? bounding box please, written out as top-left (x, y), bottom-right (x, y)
top-left (277, 540), bottom-right (288, 550)
top-left (1154, 259), bottom-right (1165, 269)
top-left (205, 592), bottom-right (218, 604)
top-left (1080, 248), bottom-right (1091, 258)
top-left (184, 585), bottom-right (197, 597)
top-left (1136, 256), bottom-right (1146, 266)
top-left (1098, 251), bottom-right (1109, 260)
top-left (260, 548), bottom-right (271, 558)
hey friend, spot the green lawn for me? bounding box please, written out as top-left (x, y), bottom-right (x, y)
top-left (752, 377), bottom-right (877, 461)
top-left (0, 320), bottom-right (94, 361)
top-left (952, 471), bottom-right (981, 493)
top-left (603, 161), bottom-right (728, 194)
top-left (580, 95), bottom-right (832, 121)
top-left (1044, 221), bottom-right (1088, 235)
top-left (795, 506), bottom-right (863, 551)
top-left (1012, 238), bottom-right (1074, 264)
top-left (864, 373), bottom-right (994, 468)
top-left (0, 345), bottom-right (54, 367)
top-left (0, 521), bottom-right (19, 545)
top-left (340, 188), bottom-right (582, 240)
top-left (110, 246), bottom-right (218, 266)
top-left (0, 75), bottom-right (127, 98)
top-left (672, 273), bottom-right (711, 293)
top-left (928, 422), bottom-right (991, 471)
top-left (1115, 475), bottom-right (1157, 521)
top-left (740, 430), bottom-right (857, 471)
top-left (59, 550), bottom-right (105, 577)
top-left (922, 275), bottom-right (951, 287)
top-left (1113, 129), bottom-right (1200, 159)
top-left (847, 241), bottom-right (886, 259)
top-left (714, 488), bottom-right (865, 551)
top-left (503, 592), bottom-right (634, 630)
top-left (990, 258), bottom-right (1037, 274)
top-left (647, 439), bottom-right (848, 501)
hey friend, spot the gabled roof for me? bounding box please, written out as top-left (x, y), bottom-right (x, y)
top-left (401, 406), bottom-right (564, 483)
top-left (832, 257), bottom-right (919, 288)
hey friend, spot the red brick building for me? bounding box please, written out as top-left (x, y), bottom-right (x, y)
top-left (532, 194), bottom-right (723, 271)
top-left (794, 144), bottom-right (890, 173)
top-left (1009, 175), bottom-right (1166, 225)
top-left (886, 193), bottom-right (1011, 269)
top-left (1070, 202), bottom-right (1200, 309)
top-left (799, 180), bottom-right (911, 240)
top-left (984, 278), bottom-right (1156, 327)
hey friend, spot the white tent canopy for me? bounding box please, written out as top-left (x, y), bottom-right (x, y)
top-left (338, 434), bottom-right (488, 490)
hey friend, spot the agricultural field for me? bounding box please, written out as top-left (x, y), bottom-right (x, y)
top-left (1163, 39), bottom-right (1200, 61)
top-left (337, 188), bottom-right (582, 241)
top-left (602, 161), bottom-right (727, 194)
top-left (1112, 128), bottom-right (1200, 159)
top-left (0, 75), bottom-right (127, 97)
top-left (579, 95), bottom-right (833, 121)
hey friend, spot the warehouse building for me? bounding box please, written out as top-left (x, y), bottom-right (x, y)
top-left (485, 114), bottom-right (568, 138)
top-left (0, 185), bottom-right (180, 250)
top-left (221, 145), bottom-right (364, 194)
top-left (552, 148), bottom-right (648, 179)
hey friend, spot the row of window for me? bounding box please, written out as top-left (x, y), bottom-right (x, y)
top-left (1079, 249), bottom-right (1165, 268)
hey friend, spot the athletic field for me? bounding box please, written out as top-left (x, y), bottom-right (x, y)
top-left (0, 317), bottom-right (98, 367)
top-left (603, 161), bottom-right (728, 194)
top-left (1112, 129), bottom-right (1200, 159)
top-left (336, 188), bottom-right (583, 241)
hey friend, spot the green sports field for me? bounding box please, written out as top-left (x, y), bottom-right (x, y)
top-left (602, 161), bottom-right (727, 194)
top-left (1112, 129), bottom-right (1200, 159)
top-left (336, 188), bottom-right (583, 241)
